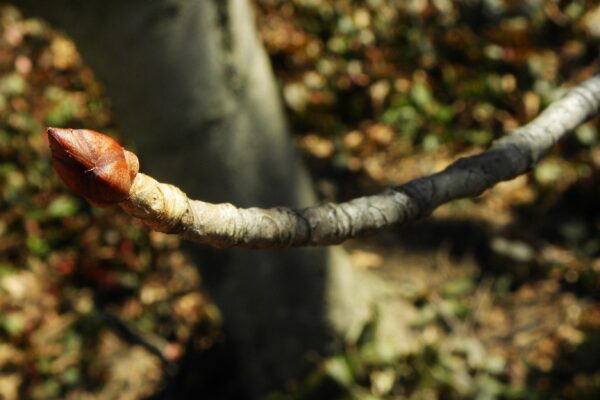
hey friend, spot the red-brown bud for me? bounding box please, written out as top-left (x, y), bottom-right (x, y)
top-left (47, 127), bottom-right (139, 206)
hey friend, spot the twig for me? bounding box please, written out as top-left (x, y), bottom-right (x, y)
top-left (48, 74), bottom-right (600, 248)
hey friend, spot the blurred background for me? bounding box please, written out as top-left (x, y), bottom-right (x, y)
top-left (1, 0), bottom-right (600, 398)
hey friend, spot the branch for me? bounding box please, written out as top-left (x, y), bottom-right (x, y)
top-left (48, 74), bottom-right (600, 248)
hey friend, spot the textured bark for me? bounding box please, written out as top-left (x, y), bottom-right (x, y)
top-left (50, 75), bottom-right (600, 248)
top-left (17, 0), bottom-right (376, 397)
top-left (237, 71), bottom-right (599, 237)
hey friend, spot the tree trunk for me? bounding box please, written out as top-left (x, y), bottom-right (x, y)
top-left (17, 0), bottom-right (378, 396)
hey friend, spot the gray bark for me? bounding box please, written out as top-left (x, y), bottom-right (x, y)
top-left (108, 71), bottom-right (600, 247)
top-left (16, 0), bottom-right (375, 397)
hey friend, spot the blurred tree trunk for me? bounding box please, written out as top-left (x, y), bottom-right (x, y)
top-left (16, 0), bottom-right (378, 397)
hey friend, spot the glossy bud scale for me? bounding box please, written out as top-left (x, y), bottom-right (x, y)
top-left (47, 128), bottom-right (139, 206)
